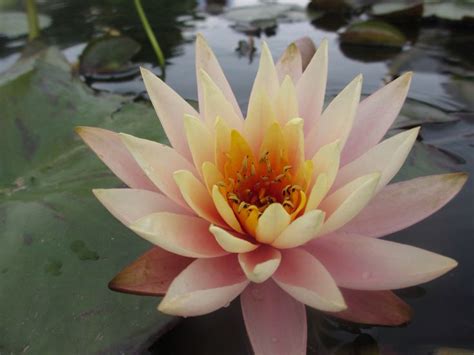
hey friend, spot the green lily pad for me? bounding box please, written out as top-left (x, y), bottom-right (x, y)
top-left (0, 11), bottom-right (51, 38)
top-left (0, 47), bottom-right (175, 353)
top-left (423, 1), bottom-right (474, 22)
top-left (340, 20), bottom-right (407, 48)
top-left (79, 35), bottom-right (141, 78)
top-left (370, 1), bottom-right (424, 21)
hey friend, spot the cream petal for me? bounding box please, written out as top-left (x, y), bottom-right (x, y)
top-left (276, 43), bottom-right (303, 84)
top-left (76, 127), bottom-right (157, 191)
top-left (332, 127), bottom-right (419, 193)
top-left (238, 246), bottom-right (282, 283)
top-left (195, 34), bottom-right (243, 119)
top-left (211, 185), bottom-right (244, 233)
top-left (241, 281), bottom-right (307, 355)
top-left (296, 39), bottom-right (328, 135)
top-left (120, 133), bottom-right (197, 208)
top-left (130, 212), bottom-right (227, 258)
top-left (319, 173), bottom-right (380, 235)
top-left (306, 233), bottom-right (458, 290)
top-left (305, 173), bottom-right (329, 211)
top-left (340, 173), bottom-right (468, 238)
top-left (249, 41), bottom-right (279, 101)
top-left (310, 140), bottom-right (341, 190)
top-left (328, 288), bottom-right (412, 326)
top-left (140, 67), bottom-right (198, 160)
top-left (198, 69), bottom-right (242, 130)
top-left (255, 203), bottom-right (291, 244)
top-left (341, 72), bottom-right (412, 165)
top-left (158, 255), bottom-right (249, 316)
top-left (183, 114), bottom-right (214, 175)
top-left (93, 188), bottom-right (192, 226)
top-left (174, 170), bottom-right (223, 225)
top-left (202, 161), bottom-right (224, 193)
top-left (273, 248), bottom-right (346, 312)
top-left (305, 74), bottom-right (362, 158)
top-left (209, 225), bottom-right (258, 253)
top-left (272, 210), bottom-right (325, 249)
top-left (109, 247), bottom-right (193, 296)
top-left (275, 76), bottom-right (299, 126)
top-left (283, 118), bottom-right (305, 172)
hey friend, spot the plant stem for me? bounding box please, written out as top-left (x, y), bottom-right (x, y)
top-left (134, 0), bottom-right (165, 70)
top-left (26, 0), bottom-right (40, 41)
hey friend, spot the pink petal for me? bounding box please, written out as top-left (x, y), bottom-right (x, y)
top-left (238, 246), bottom-right (281, 283)
top-left (341, 72), bottom-right (412, 166)
top-left (109, 247), bottom-right (193, 296)
top-left (332, 127), bottom-right (419, 193)
top-left (130, 212), bottom-right (227, 258)
top-left (158, 255), bottom-right (249, 316)
top-left (297, 39), bottom-right (327, 135)
top-left (340, 173), bottom-right (468, 238)
top-left (93, 188), bottom-right (192, 226)
top-left (276, 42), bottom-right (303, 84)
top-left (241, 280), bottom-right (307, 355)
top-left (195, 34), bottom-right (243, 119)
top-left (327, 288), bottom-right (412, 326)
top-left (273, 248), bottom-right (346, 312)
top-left (140, 68), bottom-right (198, 160)
top-left (120, 133), bottom-right (198, 208)
top-left (294, 37), bottom-right (317, 71)
top-left (306, 233), bottom-right (458, 290)
top-left (75, 126), bottom-right (156, 191)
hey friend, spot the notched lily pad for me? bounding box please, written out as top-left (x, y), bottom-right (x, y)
top-left (340, 20), bottom-right (407, 48)
top-left (0, 11), bottom-right (51, 38)
top-left (79, 35), bottom-right (141, 79)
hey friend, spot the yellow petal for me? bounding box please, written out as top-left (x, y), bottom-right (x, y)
top-left (305, 173), bottom-right (329, 211)
top-left (184, 114), bottom-right (214, 175)
top-left (275, 75), bottom-right (299, 126)
top-left (249, 41), bottom-right (279, 101)
top-left (209, 225), bottom-right (258, 253)
top-left (311, 140), bottom-right (341, 190)
top-left (255, 203), bottom-right (291, 244)
top-left (283, 117), bottom-right (305, 172)
top-left (214, 117), bottom-right (232, 172)
top-left (202, 161), bottom-right (224, 193)
top-left (211, 185), bottom-right (244, 233)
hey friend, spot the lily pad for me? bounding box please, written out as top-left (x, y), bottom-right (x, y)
top-left (423, 1), bottom-right (474, 22)
top-left (370, 1), bottom-right (424, 21)
top-left (79, 35), bottom-right (141, 78)
top-left (0, 11), bottom-right (51, 38)
top-left (340, 20), bottom-right (407, 48)
top-left (0, 47), bottom-right (174, 353)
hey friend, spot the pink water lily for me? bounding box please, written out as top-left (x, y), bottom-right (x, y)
top-left (77, 34), bottom-right (466, 354)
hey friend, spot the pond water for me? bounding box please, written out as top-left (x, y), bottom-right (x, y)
top-left (0, 0), bottom-right (473, 354)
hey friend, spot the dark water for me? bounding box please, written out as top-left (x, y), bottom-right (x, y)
top-left (1, 0), bottom-right (473, 354)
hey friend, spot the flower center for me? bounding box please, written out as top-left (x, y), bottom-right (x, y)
top-left (215, 124), bottom-right (310, 237)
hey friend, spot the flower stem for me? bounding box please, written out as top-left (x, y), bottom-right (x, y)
top-left (134, 0), bottom-right (165, 71)
top-left (26, 0), bottom-right (40, 41)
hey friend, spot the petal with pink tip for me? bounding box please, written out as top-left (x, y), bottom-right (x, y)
top-left (272, 209), bottom-right (325, 249)
top-left (209, 225), bottom-right (258, 253)
top-left (276, 43), bottom-right (303, 83)
top-left (174, 170), bottom-right (223, 225)
top-left (120, 133), bottom-right (197, 208)
top-left (109, 247), bottom-right (193, 296)
top-left (340, 173), bottom-right (468, 238)
top-left (328, 288), bottom-right (412, 326)
top-left (306, 233), bottom-right (458, 290)
top-left (183, 114), bottom-right (214, 174)
top-left (332, 127), bottom-right (419, 193)
top-left (140, 68), bottom-right (198, 160)
top-left (93, 188), bottom-right (192, 226)
top-left (319, 173), bottom-right (380, 235)
top-left (341, 72), bottom-right (412, 165)
top-left (297, 39), bottom-right (328, 135)
top-left (256, 203), bottom-right (291, 244)
top-left (241, 280), bottom-right (307, 355)
top-left (76, 127), bottom-right (157, 191)
top-left (198, 69), bottom-right (242, 130)
top-left (273, 248), bottom-right (346, 312)
top-left (275, 76), bottom-right (299, 126)
top-left (130, 212), bottom-right (227, 258)
top-left (158, 255), bottom-right (249, 316)
top-left (305, 74), bottom-right (362, 158)
top-left (211, 186), bottom-right (244, 233)
top-left (195, 34), bottom-right (243, 119)
top-left (238, 246), bottom-right (281, 283)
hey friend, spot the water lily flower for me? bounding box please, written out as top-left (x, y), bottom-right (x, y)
top-left (77, 35), bottom-right (466, 354)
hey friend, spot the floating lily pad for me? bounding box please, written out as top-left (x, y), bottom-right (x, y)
top-left (340, 20), bottom-right (407, 48)
top-left (79, 35), bottom-right (141, 78)
top-left (370, 1), bottom-right (424, 21)
top-left (0, 11), bottom-right (51, 38)
top-left (0, 47), bottom-right (174, 353)
top-left (423, 1), bottom-right (474, 22)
